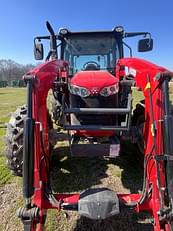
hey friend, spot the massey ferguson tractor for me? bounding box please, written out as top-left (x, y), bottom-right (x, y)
top-left (4, 21), bottom-right (173, 230)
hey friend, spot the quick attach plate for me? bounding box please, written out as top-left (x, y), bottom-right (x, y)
top-left (78, 187), bottom-right (119, 219)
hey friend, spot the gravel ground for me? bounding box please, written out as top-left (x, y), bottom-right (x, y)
top-left (0, 182), bottom-right (22, 231)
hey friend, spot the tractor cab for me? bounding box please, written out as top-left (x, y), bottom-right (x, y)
top-left (59, 28), bottom-right (122, 76)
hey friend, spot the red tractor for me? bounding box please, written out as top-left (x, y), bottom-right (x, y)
top-left (4, 21), bottom-right (173, 230)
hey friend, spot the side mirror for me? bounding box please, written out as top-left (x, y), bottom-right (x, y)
top-left (138, 38), bottom-right (153, 52)
top-left (34, 43), bottom-right (44, 60)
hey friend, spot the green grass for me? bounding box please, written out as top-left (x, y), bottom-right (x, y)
top-left (132, 87), bottom-right (144, 108)
top-left (0, 87), bottom-right (26, 186)
top-left (0, 87), bottom-right (26, 124)
top-left (0, 127), bottom-right (12, 185)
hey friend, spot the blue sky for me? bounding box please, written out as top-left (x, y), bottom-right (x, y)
top-left (0, 0), bottom-right (173, 70)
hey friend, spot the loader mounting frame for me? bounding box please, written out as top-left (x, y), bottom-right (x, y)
top-left (18, 57), bottom-right (173, 231)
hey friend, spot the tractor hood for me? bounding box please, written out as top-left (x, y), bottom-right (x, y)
top-left (70, 71), bottom-right (118, 90)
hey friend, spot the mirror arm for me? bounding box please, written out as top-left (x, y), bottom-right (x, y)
top-left (34, 22), bottom-right (59, 61)
top-left (34, 36), bottom-right (50, 41)
top-left (123, 42), bottom-right (132, 57)
top-left (124, 32), bottom-right (151, 38)
top-left (45, 51), bottom-right (52, 61)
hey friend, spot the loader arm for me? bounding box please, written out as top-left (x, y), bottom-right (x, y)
top-left (17, 60), bottom-right (68, 230)
top-left (117, 57), bottom-right (173, 230)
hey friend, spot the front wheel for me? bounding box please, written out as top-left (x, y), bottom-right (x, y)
top-left (4, 105), bottom-right (27, 176)
top-left (4, 105), bottom-right (53, 177)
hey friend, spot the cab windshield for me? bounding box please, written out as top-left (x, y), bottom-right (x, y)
top-left (63, 34), bottom-right (119, 75)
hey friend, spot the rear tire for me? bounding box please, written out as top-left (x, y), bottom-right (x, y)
top-left (132, 101), bottom-right (145, 160)
top-left (135, 114), bottom-right (145, 155)
top-left (51, 95), bottom-right (63, 126)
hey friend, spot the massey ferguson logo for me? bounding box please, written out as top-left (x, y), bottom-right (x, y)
top-left (90, 87), bottom-right (99, 95)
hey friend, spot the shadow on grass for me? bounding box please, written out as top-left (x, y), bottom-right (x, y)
top-left (73, 211), bottom-right (153, 231)
top-left (114, 141), bottom-right (144, 193)
top-left (51, 141), bottom-right (143, 194)
top-left (51, 146), bottom-right (108, 193)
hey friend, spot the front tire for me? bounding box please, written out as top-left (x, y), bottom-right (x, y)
top-left (4, 105), bottom-right (53, 177)
top-left (4, 105), bottom-right (27, 176)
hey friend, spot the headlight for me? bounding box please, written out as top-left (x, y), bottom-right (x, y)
top-left (69, 84), bottom-right (90, 98)
top-left (100, 83), bottom-right (119, 97)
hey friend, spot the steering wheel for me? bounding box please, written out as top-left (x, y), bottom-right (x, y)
top-left (83, 61), bottom-right (100, 70)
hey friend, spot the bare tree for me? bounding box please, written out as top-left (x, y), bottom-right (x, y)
top-left (0, 59), bottom-right (35, 84)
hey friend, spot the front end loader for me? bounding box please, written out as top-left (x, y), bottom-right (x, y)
top-left (4, 21), bottom-right (173, 230)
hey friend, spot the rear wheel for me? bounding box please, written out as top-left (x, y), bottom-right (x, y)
top-left (51, 93), bottom-right (63, 126)
top-left (135, 114), bottom-right (145, 154)
top-left (132, 101), bottom-right (145, 160)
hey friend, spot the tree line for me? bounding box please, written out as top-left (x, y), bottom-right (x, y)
top-left (0, 59), bottom-right (35, 85)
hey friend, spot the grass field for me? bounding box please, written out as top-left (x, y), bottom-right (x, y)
top-left (2, 86), bottom-right (172, 230)
top-left (0, 88), bottom-right (26, 186)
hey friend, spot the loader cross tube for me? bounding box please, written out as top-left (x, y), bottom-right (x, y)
top-left (64, 107), bottom-right (130, 114)
top-left (64, 125), bottom-right (130, 131)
